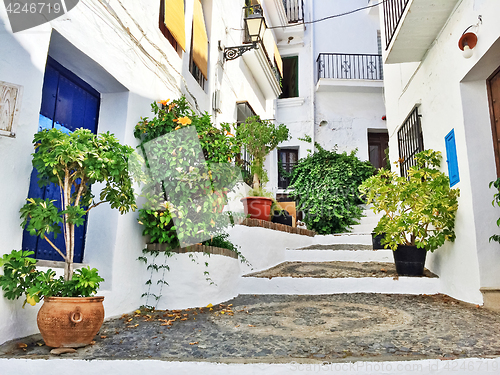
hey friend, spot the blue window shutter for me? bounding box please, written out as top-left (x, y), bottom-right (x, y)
top-left (445, 129), bottom-right (460, 187)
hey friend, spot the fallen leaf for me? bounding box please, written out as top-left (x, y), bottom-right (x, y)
top-left (17, 343), bottom-right (27, 349)
top-left (100, 336), bottom-right (107, 339)
top-left (248, 324), bottom-right (255, 327)
top-left (181, 318), bottom-right (188, 321)
top-left (380, 268), bottom-right (387, 273)
top-left (134, 310), bottom-right (141, 314)
top-left (189, 342), bottom-right (199, 345)
top-left (206, 303), bottom-right (213, 308)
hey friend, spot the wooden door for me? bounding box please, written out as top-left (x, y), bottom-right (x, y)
top-left (488, 67), bottom-right (500, 176)
top-left (368, 132), bottom-right (389, 170)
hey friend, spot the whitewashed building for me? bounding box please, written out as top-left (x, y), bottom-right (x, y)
top-left (0, 0), bottom-right (286, 345)
top-left (267, 0), bottom-right (388, 197)
top-left (379, 0), bottom-right (500, 307)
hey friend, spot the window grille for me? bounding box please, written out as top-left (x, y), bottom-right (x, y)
top-left (397, 107), bottom-right (424, 177)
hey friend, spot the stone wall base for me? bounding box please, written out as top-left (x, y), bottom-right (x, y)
top-left (480, 288), bottom-right (500, 312)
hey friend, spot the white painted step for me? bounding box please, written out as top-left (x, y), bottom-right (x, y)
top-left (311, 233), bottom-right (372, 245)
top-left (238, 276), bottom-right (441, 296)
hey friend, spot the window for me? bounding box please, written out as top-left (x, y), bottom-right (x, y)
top-left (22, 57), bottom-right (100, 262)
top-left (280, 56), bottom-right (299, 98)
top-left (397, 107), bottom-right (424, 177)
top-left (445, 129), bottom-right (460, 187)
top-left (159, 0), bottom-right (186, 56)
top-left (190, 0), bottom-right (208, 89)
top-left (236, 102), bottom-right (256, 186)
top-left (278, 149), bottom-right (298, 189)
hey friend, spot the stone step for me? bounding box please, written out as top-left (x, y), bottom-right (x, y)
top-left (239, 261), bottom-right (439, 295)
top-left (285, 244), bottom-right (393, 262)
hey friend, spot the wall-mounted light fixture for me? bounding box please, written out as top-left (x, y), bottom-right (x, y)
top-left (458, 15), bottom-right (482, 59)
top-left (224, 5), bottom-right (267, 61)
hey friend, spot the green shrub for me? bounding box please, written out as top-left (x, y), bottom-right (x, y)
top-left (134, 97), bottom-right (241, 249)
top-left (289, 145), bottom-right (375, 234)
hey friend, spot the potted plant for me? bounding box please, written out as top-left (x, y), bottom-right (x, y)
top-left (236, 116), bottom-right (290, 221)
top-left (359, 149), bottom-right (460, 276)
top-left (0, 128), bottom-right (139, 347)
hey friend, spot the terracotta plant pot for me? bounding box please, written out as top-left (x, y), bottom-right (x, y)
top-left (37, 296), bottom-right (105, 348)
top-left (241, 196), bottom-right (273, 221)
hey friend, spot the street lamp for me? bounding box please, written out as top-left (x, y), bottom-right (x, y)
top-left (224, 7), bottom-right (267, 61)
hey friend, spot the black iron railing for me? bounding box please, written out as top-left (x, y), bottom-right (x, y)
top-left (383, 0), bottom-right (410, 49)
top-left (317, 53), bottom-right (383, 81)
top-left (397, 107), bottom-right (424, 178)
top-left (283, 0), bottom-right (304, 23)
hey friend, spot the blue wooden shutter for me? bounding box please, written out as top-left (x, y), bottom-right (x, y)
top-left (445, 129), bottom-right (460, 187)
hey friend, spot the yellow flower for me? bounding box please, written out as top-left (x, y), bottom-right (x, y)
top-left (158, 99), bottom-right (170, 106)
top-left (176, 117), bottom-right (192, 126)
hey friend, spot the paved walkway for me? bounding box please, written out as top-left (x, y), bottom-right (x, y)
top-left (2, 293), bottom-right (500, 363)
top-left (244, 261), bottom-right (437, 279)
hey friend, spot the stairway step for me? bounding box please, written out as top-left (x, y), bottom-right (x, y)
top-left (285, 248), bottom-right (392, 262)
top-left (239, 261), bottom-right (439, 295)
top-left (311, 233), bottom-right (372, 245)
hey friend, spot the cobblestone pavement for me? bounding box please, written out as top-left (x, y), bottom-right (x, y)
top-left (296, 244), bottom-right (374, 250)
top-left (244, 261), bottom-right (437, 279)
top-left (2, 293), bottom-right (500, 363)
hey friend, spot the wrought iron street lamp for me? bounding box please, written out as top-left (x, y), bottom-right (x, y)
top-left (224, 7), bottom-right (267, 61)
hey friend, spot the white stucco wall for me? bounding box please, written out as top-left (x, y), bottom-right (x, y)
top-left (0, 0), bottom-right (279, 345)
top-left (380, 0), bottom-right (500, 303)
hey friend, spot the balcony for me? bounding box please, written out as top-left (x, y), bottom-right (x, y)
top-left (283, 0), bottom-right (304, 24)
top-left (316, 53), bottom-right (384, 93)
top-left (383, 0), bottom-right (460, 64)
top-left (262, 0), bottom-right (305, 42)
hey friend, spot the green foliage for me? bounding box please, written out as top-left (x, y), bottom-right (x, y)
top-left (20, 128), bottom-right (139, 282)
top-left (359, 149), bottom-right (460, 252)
top-left (489, 178), bottom-right (500, 244)
top-left (134, 98), bottom-right (241, 249)
top-left (0, 250), bottom-right (104, 306)
top-left (289, 145), bottom-right (375, 234)
top-left (236, 116), bottom-right (290, 190)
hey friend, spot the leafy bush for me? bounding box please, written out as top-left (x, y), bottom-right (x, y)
top-left (0, 250), bottom-right (104, 306)
top-left (489, 178), bottom-right (500, 244)
top-left (135, 97), bottom-right (241, 249)
top-left (359, 150), bottom-right (460, 251)
top-left (289, 145), bottom-right (375, 234)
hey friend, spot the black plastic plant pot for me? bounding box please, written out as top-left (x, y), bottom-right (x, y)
top-left (271, 210), bottom-right (293, 227)
top-left (372, 233), bottom-right (386, 249)
top-left (393, 245), bottom-right (427, 276)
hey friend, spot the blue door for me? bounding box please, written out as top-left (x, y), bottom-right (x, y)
top-left (22, 57), bottom-right (100, 262)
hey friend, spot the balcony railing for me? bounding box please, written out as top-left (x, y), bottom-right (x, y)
top-left (317, 53), bottom-right (383, 82)
top-left (383, 0), bottom-right (410, 49)
top-left (283, 0), bottom-right (304, 23)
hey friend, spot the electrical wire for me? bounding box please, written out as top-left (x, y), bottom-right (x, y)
top-left (266, 0), bottom-right (387, 30)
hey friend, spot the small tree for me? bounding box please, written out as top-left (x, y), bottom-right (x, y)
top-left (359, 149), bottom-right (460, 251)
top-left (236, 116), bottom-right (290, 191)
top-left (20, 128), bottom-right (139, 281)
